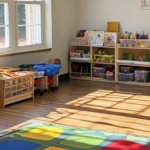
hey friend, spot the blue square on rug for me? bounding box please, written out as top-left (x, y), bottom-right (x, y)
top-left (0, 140), bottom-right (41, 150)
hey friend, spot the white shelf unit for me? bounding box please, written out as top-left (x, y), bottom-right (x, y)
top-left (70, 44), bottom-right (116, 83)
top-left (116, 44), bottom-right (150, 86)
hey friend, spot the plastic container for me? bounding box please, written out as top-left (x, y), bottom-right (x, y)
top-left (70, 53), bottom-right (81, 58)
top-left (34, 78), bottom-right (42, 86)
top-left (119, 73), bottom-right (135, 81)
top-left (76, 37), bottom-right (91, 45)
top-left (34, 71), bottom-right (44, 78)
top-left (103, 74), bottom-right (114, 80)
top-left (135, 70), bottom-right (150, 82)
top-left (83, 54), bottom-right (90, 58)
top-left (71, 72), bottom-right (91, 77)
top-left (120, 39), bottom-right (150, 48)
top-left (93, 67), bottom-right (105, 73)
top-left (94, 55), bottom-right (115, 63)
top-left (34, 63), bottom-right (62, 76)
top-left (93, 72), bottom-right (103, 78)
top-left (120, 67), bottom-right (134, 73)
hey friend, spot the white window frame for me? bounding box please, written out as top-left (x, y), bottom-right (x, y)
top-left (0, 0), bottom-right (46, 55)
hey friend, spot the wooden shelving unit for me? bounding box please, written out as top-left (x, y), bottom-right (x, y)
top-left (116, 44), bottom-right (150, 86)
top-left (0, 73), bottom-right (34, 108)
top-left (70, 43), bottom-right (150, 87)
top-left (70, 43), bottom-right (116, 83)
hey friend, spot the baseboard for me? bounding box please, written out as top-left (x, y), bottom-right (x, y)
top-left (59, 73), bottom-right (70, 82)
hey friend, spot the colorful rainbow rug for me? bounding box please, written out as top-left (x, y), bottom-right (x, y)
top-left (0, 122), bottom-right (150, 150)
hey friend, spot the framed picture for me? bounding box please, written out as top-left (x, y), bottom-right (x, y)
top-left (141, 0), bottom-right (150, 9)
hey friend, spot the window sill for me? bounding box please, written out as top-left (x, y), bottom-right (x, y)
top-left (0, 47), bottom-right (52, 57)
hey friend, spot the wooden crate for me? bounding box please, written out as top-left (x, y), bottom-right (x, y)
top-left (0, 73), bottom-right (34, 108)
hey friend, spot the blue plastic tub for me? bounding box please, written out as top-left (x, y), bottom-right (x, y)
top-left (34, 63), bottom-right (62, 76)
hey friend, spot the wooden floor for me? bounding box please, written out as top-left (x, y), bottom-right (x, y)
top-left (1, 79), bottom-right (150, 137)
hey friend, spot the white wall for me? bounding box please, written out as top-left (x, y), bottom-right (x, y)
top-left (0, 0), bottom-right (77, 75)
top-left (77, 0), bottom-right (150, 36)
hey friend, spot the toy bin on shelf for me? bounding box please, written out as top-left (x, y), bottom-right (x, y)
top-left (94, 55), bottom-right (115, 63)
top-left (34, 63), bottom-right (62, 76)
top-left (103, 74), bottom-right (114, 80)
top-left (93, 67), bottom-right (105, 78)
top-left (119, 73), bottom-right (135, 81)
top-left (83, 54), bottom-right (90, 58)
top-left (71, 72), bottom-right (91, 77)
top-left (119, 39), bottom-right (150, 48)
top-left (120, 67), bottom-right (134, 73)
top-left (134, 71), bottom-right (150, 82)
top-left (70, 53), bottom-right (81, 58)
top-left (76, 37), bottom-right (91, 45)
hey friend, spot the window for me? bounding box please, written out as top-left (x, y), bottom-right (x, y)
top-left (17, 3), bottom-right (41, 46)
top-left (0, 3), bottom-right (9, 48)
top-left (0, 0), bottom-right (46, 55)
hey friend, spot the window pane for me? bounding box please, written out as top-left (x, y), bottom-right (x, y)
top-left (18, 25), bottom-right (41, 46)
top-left (0, 3), bottom-right (9, 48)
top-left (17, 3), bottom-right (42, 46)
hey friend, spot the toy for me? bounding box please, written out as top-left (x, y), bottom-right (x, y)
top-left (98, 49), bottom-right (108, 55)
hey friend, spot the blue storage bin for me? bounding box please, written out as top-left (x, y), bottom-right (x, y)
top-left (34, 63), bottom-right (62, 76)
top-left (119, 73), bottom-right (135, 81)
top-left (34, 63), bottom-right (62, 69)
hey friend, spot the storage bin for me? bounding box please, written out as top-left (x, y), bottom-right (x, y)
top-left (120, 39), bottom-right (150, 48)
top-left (34, 78), bottom-right (42, 86)
top-left (120, 67), bottom-right (134, 73)
top-left (94, 55), bottom-right (115, 63)
top-left (34, 63), bottom-right (62, 76)
top-left (34, 71), bottom-right (45, 78)
top-left (103, 74), bottom-right (114, 80)
top-left (93, 67), bottom-right (105, 73)
top-left (83, 54), bottom-right (90, 58)
top-left (70, 53), bottom-right (81, 58)
top-left (93, 72), bottom-right (103, 78)
top-left (135, 70), bottom-right (150, 82)
top-left (119, 73), bottom-right (135, 81)
top-left (71, 72), bottom-right (91, 77)
top-left (76, 37), bottom-right (91, 45)
top-left (48, 76), bottom-right (53, 85)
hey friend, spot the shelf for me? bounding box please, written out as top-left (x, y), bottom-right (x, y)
top-left (92, 62), bottom-right (115, 65)
top-left (118, 81), bottom-right (150, 87)
top-left (70, 58), bottom-right (91, 63)
top-left (70, 76), bottom-right (115, 83)
top-left (70, 60), bottom-right (115, 65)
top-left (118, 46), bottom-right (150, 50)
top-left (117, 63), bottom-right (150, 67)
top-left (71, 43), bottom-right (115, 49)
top-left (91, 45), bottom-right (115, 48)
